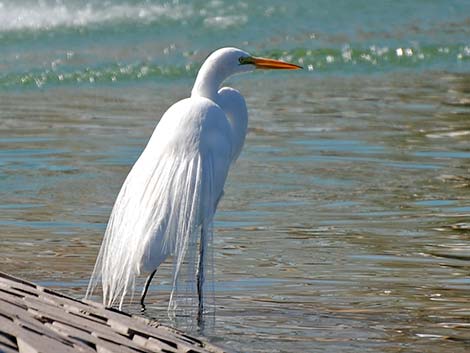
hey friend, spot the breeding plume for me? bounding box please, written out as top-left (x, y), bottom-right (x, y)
top-left (86, 47), bottom-right (301, 319)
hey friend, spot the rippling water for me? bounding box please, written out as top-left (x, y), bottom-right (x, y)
top-left (1, 1), bottom-right (470, 352)
top-left (1, 0), bottom-right (470, 89)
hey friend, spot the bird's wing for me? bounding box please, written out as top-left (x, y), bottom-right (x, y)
top-left (86, 97), bottom-right (232, 317)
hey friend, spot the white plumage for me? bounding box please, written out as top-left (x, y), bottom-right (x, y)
top-left (86, 47), bottom-right (301, 319)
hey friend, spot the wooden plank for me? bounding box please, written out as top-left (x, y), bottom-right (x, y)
top-left (0, 273), bottom-right (37, 288)
top-left (0, 315), bottom-right (79, 353)
top-left (45, 322), bottom-right (96, 353)
top-left (0, 272), bottom-right (229, 353)
top-left (132, 333), bottom-right (177, 352)
top-left (46, 322), bottom-right (143, 353)
top-left (0, 331), bottom-right (18, 351)
top-left (27, 297), bottom-right (188, 352)
top-left (9, 296), bottom-right (151, 352)
top-left (2, 289), bottom-right (190, 352)
top-left (0, 343), bottom-right (19, 353)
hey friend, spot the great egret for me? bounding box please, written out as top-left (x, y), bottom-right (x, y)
top-left (86, 47), bottom-right (301, 320)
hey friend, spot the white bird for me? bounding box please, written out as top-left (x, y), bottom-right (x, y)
top-left (86, 47), bottom-right (301, 320)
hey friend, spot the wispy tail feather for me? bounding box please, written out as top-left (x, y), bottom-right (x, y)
top-left (85, 149), bottom-right (217, 317)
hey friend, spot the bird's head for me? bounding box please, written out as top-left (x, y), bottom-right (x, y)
top-left (203, 47), bottom-right (302, 77)
top-left (192, 47), bottom-right (301, 99)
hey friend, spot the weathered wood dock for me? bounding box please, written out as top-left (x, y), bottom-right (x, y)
top-left (0, 272), bottom-right (229, 353)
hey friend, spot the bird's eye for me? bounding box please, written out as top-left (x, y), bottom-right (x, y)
top-left (238, 56), bottom-right (251, 65)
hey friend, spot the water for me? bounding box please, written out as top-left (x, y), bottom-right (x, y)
top-left (1, 1), bottom-right (470, 352)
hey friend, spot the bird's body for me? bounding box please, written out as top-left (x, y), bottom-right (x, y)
top-left (130, 95), bottom-right (233, 272)
top-left (135, 91), bottom-right (243, 273)
top-left (86, 47), bottom-right (300, 318)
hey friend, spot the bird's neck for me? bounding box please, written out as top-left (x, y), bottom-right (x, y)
top-left (216, 87), bottom-right (248, 162)
top-left (191, 61), bottom-right (227, 101)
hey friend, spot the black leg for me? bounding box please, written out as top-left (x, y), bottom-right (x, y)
top-left (140, 269), bottom-right (157, 312)
top-left (197, 226), bottom-right (205, 327)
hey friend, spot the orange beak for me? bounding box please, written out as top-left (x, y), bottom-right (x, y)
top-left (252, 57), bottom-right (303, 70)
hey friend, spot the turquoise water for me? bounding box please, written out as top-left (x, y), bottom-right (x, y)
top-left (1, 1), bottom-right (470, 353)
top-left (1, 0), bottom-right (470, 89)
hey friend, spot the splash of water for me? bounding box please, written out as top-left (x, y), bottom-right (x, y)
top-left (0, 1), bottom-right (193, 32)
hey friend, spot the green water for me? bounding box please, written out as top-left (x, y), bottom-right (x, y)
top-left (1, 0), bottom-right (470, 89)
top-left (1, 1), bottom-right (470, 352)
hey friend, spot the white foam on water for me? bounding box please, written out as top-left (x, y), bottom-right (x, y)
top-left (0, 1), bottom-right (193, 32)
top-left (203, 15), bottom-right (247, 29)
